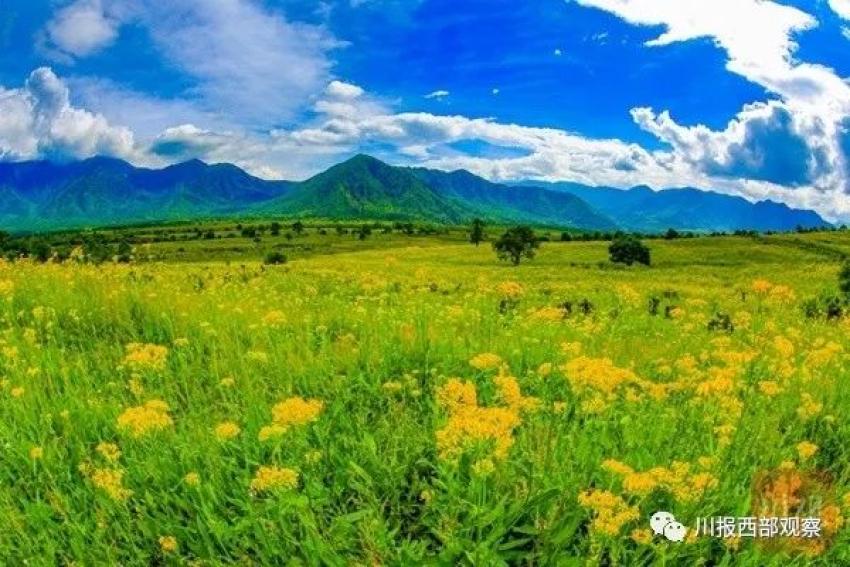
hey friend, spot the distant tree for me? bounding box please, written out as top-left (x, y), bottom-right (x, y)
top-left (609, 235), bottom-right (651, 266)
top-left (203, 230), bottom-right (216, 240)
top-left (493, 226), bottom-right (539, 266)
top-left (241, 226), bottom-right (257, 238)
top-left (560, 232), bottom-right (573, 242)
top-left (264, 251), bottom-right (287, 265)
top-left (291, 221), bottom-right (305, 235)
top-left (470, 218), bottom-right (486, 246)
top-left (664, 228), bottom-right (680, 240)
top-left (270, 222), bottom-right (281, 237)
top-left (357, 225), bottom-right (372, 241)
top-left (335, 225), bottom-right (346, 236)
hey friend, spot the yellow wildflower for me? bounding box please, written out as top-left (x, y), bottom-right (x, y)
top-left (29, 446), bottom-right (44, 460)
top-left (436, 405), bottom-right (521, 460)
top-left (271, 397), bottom-right (324, 427)
top-left (797, 441), bottom-right (818, 460)
top-left (578, 489), bottom-right (640, 536)
top-left (214, 421), bottom-right (241, 440)
top-left (123, 343), bottom-right (169, 372)
top-left (158, 536), bottom-right (178, 553)
top-left (116, 400), bottom-right (173, 437)
top-left (436, 378), bottom-right (477, 411)
top-left (96, 442), bottom-right (121, 463)
top-left (469, 352), bottom-right (503, 371)
top-left (89, 468), bottom-right (132, 501)
top-left (250, 466), bottom-right (299, 494)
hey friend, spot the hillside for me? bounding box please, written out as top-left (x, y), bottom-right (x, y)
top-left (259, 155), bottom-right (617, 229)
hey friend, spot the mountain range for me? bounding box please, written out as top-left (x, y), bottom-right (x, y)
top-left (0, 154), bottom-right (830, 233)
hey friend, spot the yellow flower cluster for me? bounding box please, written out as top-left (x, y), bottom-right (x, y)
top-left (496, 281), bottom-right (524, 299)
top-left (562, 356), bottom-right (638, 395)
top-left (469, 352), bottom-right (502, 371)
top-left (603, 459), bottom-right (718, 503)
top-left (796, 441), bottom-right (818, 460)
top-left (493, 372), bottom-right (540, 412)
top-left (435, 373), bottom-right (524, 460)
top-left (529, 306), bottom-right (564, 322)
top-left (435, 378), bottom-right (477, 412)
top-left (262, 310), bottom-right (286, 327)
top-left (436, 405), bottom-right (521, 460)
top-left (96, 442), bottom-right (122, 463)
top-left (577, 489), bottom-right (639, 536)
top-left (250, 465), bottom-right (299, 494)
top-left (116, 400), bottom-right (173, 437)
top-left (797, 393), bottom-right (823, 420)
top-left (158, 536), bottom-right (178, 553)
top-left (259, 396), bottom-right (324, 441)
top-left (214, 421), bottom-right (241, 440)
top-left (123, 342), bottom-right (169, 372)
top-left (79, 463), bottom-right (132, 502)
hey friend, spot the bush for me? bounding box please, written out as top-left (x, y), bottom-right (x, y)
top-left (609, 236), bottom-right (651, 266)
top-left (264, 251), bottom-right (287, 265)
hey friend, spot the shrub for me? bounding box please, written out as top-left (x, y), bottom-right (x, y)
top-left (609, 236), bottom-right (651, 266)
top-left (264, 252), bottom-right (287, 265)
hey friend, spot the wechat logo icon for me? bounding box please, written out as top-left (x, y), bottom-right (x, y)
top-left (651, 511), bottom-right (687, 542)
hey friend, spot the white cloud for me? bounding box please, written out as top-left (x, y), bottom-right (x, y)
top-left (0, 68), bottom-right (140, 162)
top-left (43, 0), bottom-right (341, 126)
top-left (45, 0), bottom-right (120, 57)
top-left (425, 90), bottom-right (450, 99)
top-left (830, 0), bottom-right (850, 20)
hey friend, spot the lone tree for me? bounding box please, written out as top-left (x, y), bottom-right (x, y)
top-left (494, 226), bottom-right (539, 266)
top-left (470, 218), bottom-right (486, 246)
top-left (609, 235), bottom-right (651, 266)
top-left (291, 221), bottom-right (305, 235)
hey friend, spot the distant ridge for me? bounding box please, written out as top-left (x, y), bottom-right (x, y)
top-left (517, 181), bottom-right (829, 233)
top-left (0, 154), bottom-right (831, 232)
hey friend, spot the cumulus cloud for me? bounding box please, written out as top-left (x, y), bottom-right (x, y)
top-left (572, 0), bottom-right (850, 218)
top-left (0, 68), bottom-right (139, 162)
top-left (425, 90), bottom-right (450, 99)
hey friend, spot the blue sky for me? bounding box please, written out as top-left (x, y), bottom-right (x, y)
top-left (1, 0), bottom-right (850, 219)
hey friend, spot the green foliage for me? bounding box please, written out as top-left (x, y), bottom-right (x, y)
top-left (839, 261), bottom-right (850, 299)
top-left (609, 236), bottom-right (651, 266)
top-left (493, 226), bottom-right (539, 266)
top-left (263, 251), bottom-right (288, 265)
top-left (469, 218), bottom-right (486, 246)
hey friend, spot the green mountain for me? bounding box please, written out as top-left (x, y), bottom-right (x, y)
top-left (0, 153), bottom-right (831, 233)
top-left (258, 154), bottom-right (617, 229)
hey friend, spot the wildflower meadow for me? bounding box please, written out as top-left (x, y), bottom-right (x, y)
top-left (2, 231), bottom-right (850, 564)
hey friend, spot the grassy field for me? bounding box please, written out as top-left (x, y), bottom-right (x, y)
top-left (2, 228), bottom-right (850, 564)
